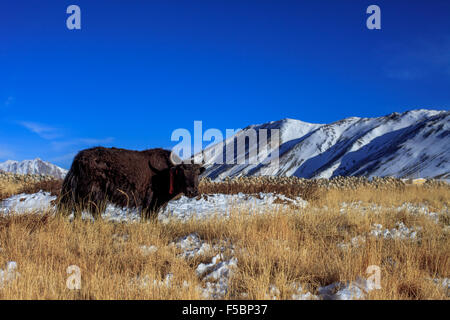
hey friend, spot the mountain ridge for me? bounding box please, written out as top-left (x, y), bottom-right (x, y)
top-left (2, 109), bottom-right (448, 181)
top-left (199, 109), bottom-right (449, 180)
top-left (0, 158), bottom-right (68, 179)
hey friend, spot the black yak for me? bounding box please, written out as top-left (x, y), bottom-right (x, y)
top-left (58, 147), bottom-right (205, 219)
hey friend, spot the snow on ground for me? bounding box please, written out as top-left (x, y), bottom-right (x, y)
top-left (196, 254), bottom-right (238, 299)
top-left (370, 222), bottom-right (422, 240)
top-left (139, 245), bottom-right (158, 256)
top-left (67, 205), bottom-right (142, 223)
top-left (0, 191), bottom-right (296, 298)
top-left (0, 192), bottom-right (57, 215)
top-left (159, 192), bottom-right (307, 223)
top-left (338, 222), bottom-right (422, 250)
top-left (0, 191), bottom-right (307, 223)
top-left (339, 201), bottom-right (446, 223)
top-left (316, 277), bottom-right (377, 300)
top-left (0, 191), bottom-right (142, 222)
top-left (337, 235), bottom-right (366, 250)
top-left (4, 191), bottom-right (444, 227)
top-left (265, 284), bottom-right (281, 300)
top-left (267, 276), bottom-right (378, 300)
top-left (290, 283), bottom-right (327, 300)
top-left (171, 233), bottom-right (213, 259)
top-left (0, 261), bottom-right (20, 289)
top-left (135, 233), bottom-right (236, 299)
top-left (168, 232), bottom-right (380, 300)
top-left (171, 233), bottom-right (236, 299)
top-left (335, 201), bottom-right (446, 249)
top-left (430, 278), bottom-right (450, 296)
top-left (131, 273), bottom-right (191, 291)
top-left (1, 192), bottom-right (448, 299)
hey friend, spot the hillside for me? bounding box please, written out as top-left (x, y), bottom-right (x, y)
top-left (0, 158), bottom-right (67, 179)
top-left (199, 109), bottom-right (449, 180)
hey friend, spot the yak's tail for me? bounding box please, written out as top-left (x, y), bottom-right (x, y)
top-left (57, 158), bottom-right (108, 218)
top-left (57, 168), bottom-right (78, 215)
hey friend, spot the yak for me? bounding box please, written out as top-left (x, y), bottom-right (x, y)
top-left (58, 147), bottom-right (205, 219)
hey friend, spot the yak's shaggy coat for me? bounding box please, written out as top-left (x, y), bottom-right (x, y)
top-left (59, 147), bottom-right (203, 218)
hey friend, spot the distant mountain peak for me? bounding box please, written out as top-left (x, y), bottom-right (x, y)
top-left (0, 158), bottom-right (67, 179)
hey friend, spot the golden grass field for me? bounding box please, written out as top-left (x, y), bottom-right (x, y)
top-left (0, 176), bottom-right (448, 300)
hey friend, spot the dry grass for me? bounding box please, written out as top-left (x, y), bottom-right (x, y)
top-left (199, 178), bottom-right (320, 201)
top-left (0, 180), bottom-right (23, 201)
top-left (0, 178), bottom-right (62, 201)
top-left (315, 185), bottom-right (449, 211)
top-left (15, 180), bottom-right (63, 197)
top-left (0, 177), bottom-right (449, 300)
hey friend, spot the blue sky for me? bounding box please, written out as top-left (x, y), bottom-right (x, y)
top-left (1, 0), bottom-right (449, 168)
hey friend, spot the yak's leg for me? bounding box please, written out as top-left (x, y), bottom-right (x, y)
top-left (60, 190), bottom-right (84, 220)
top-left (57, 191), bottom-right (73, 217)
top-left (71, 195), bottom-right (85, 220)
top-left (146, 197), bottom-right (170, 220)
top-left (145, 196), bottom-right (163, 220)
top-left (91, 202), bottom-right (106, 220)
top-left (87, 183), bottom-right (108, 220)
top-left (89, 197), bottom-right (107, 220)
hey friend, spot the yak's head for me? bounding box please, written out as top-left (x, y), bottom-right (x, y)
top-left (169, 164), bottom-right (205, 198)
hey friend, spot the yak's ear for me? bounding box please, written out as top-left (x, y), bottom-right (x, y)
top-left (199, 166), bottom-right (206, 174)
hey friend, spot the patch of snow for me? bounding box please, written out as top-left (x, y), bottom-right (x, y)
top-left (317, 277), bottom-right (376, 300)
top-left (171, 233), bottom-right (212, 259)
top-left (196, 253), bottom-right (238, 299)
top-left (430, 278), bottom-right (450, 296)
top-left (396, 202), bottom-right (443, 223)
top-left (169, 233), bottom-right (236, 299)
top-left (131, 273), bottom-right (191, 291)
top-left (153, 273), bottom-right (174, 288)
top-left (290, 282), bottom-right (319, 300)
top-left (201, 279), bottom-right (231, 300)
top-left (99, 205), bottom-right (141, 223)
top-left (0, 191), bottom-right (56, 215)
top-left (270, 278), bottom-right (377, 300)
top-left (264, 284), bottom-right (281, 300)
top-left (370, 222), bottom-right (421, 240)
top-left (337, 235), bottom-right (366, 250)
top-left (338, 220), bottom-right (427, 250)
top-left (0, 261), bottom-right (20, 288)
top-left (140, 245), bottom-right (158, 255)
top-left (292, 291), bottom-right (318, 300)
top-left (196, 254), bottom-right (237, 279)
top-left (0, 191), bottom-right (142, 223)
top-left (112, 233), bottom-right (129, 242)
top-left (159, 192), bottom-right (307, 223)
top-left (1, 192), bottom-right (307, 224)
top-left (339, 201), bottom-right (446, 223)
top-left (340, 201), bottom-right (383, 214)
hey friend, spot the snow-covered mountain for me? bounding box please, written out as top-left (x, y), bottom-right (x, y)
top-left (0, 158), bottom-right (68, 179)
top-left (199, 109), bottom-right (450, 180)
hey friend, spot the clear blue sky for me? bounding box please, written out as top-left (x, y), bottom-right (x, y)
top-left (1, 0), bottom-right (449, 168)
